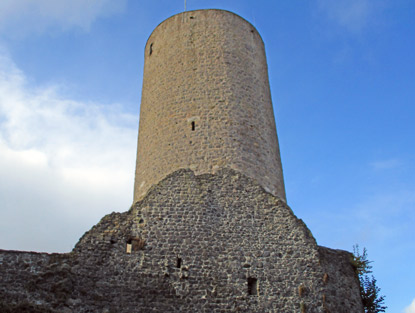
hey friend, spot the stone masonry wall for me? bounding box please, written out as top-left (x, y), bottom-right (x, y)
top-left (134, 10), bottom-right (285, 202)
top-left (0, 169), bottom-right (363, 312)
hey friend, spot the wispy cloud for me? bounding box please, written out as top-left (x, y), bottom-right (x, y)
top-left (370, 158), bottom-right (402, 170)
top-left (350, 188), bottom-right (415, 246)
top-left (404, 298), bottom-right (415, 313)
top-left (317, 0), bottom-right (383, 32)
top-left (314, 185), bottom-right (415, 251)
top-left (0, 49), bottom-right (137, 252)
top-left (0, 0), bottom-right (126, 35)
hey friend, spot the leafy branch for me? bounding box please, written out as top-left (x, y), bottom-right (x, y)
top-left (352, 245), bottom-right (387, 313)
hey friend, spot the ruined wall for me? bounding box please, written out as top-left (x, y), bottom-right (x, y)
top-left (0, 169), bottom-right (363, 312)
top-left (318, 246), bottom-right (365, 311)
top-left (134, 10), bottom-right (285, 202)
top-left (0, 9), bottom-right (364, 313)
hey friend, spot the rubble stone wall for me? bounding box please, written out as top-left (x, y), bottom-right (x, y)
top-left (0, 169), bottom-right (363, 312)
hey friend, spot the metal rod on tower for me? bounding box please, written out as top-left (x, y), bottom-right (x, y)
top-left (184, 0), bottom-right (187, 12)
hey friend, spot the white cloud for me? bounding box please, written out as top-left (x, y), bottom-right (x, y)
top-left (0, 0), bottom-right (126, 35)
top-left (317, 0), bottom-right (383, 32)
top-left (404, 298), bottom-right (415, 313)
top-left (370, 158), bottom-right (402, 170)
top-left (0, 49), bottom-right (137, 253)
top-left (349, 188), bottom-right (415, 246)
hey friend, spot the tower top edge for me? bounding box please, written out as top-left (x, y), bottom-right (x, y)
top-left (144, 9), bottom-right (264, 48)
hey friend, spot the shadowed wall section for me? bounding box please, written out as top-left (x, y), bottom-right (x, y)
top-left (0, 169), bottom-right (363, 312)
top-left (0, 10), bottom-right (364, 313)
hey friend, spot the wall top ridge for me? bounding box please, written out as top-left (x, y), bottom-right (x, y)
top-left (144, 9), bottom-right (265, 49)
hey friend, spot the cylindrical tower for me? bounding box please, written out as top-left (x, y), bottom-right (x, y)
top-left (134, 9), bottom-right (285, 202)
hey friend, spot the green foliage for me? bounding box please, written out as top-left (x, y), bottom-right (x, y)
top-left (352, 245), bottom-right (387, 313)
top-left (361, 275), bottom-right (387, 313)
top-left (352, 245), bottom-right (372, 275)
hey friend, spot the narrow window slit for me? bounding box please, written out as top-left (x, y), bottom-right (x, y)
top-left (247, 277), bottom-right (258, 296)
top-left (126, 237), bottom-right (145, 253)
top-left (191, 121), bottom-right (195, 131)
top-left (126, 239), bottom-right (132, 254)
top-left (176, 257), bottom-right (182, 268)
top-left (149, 43), bottom-right (153, 56)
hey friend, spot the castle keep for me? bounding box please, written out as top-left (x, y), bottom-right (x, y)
top-left (0, 10), bottom-right (364, 313)
top-left (134, 10), bottom-right (285, 202)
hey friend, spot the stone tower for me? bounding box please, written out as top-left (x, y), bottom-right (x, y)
top-left (134, 9), bottom-right (285, 202)
top-left (0, 9), bottom-right (364, 313)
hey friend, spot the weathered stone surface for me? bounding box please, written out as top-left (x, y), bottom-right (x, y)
top-left (0, 169), bottom-right (363, 312)
top-left (134, 9), bottom-right (285, 202)
top-left (0, 9), bottom-right (364, 313)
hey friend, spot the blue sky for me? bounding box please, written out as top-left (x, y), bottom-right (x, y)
top-left (0, 1), bottom-right (414, 312)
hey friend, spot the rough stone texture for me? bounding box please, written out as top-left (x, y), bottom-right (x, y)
top-left (0, 9), bottom-right (364, 313)
top-left (0, 169), bottom-right (363, 312)
top-left (134, 9), bottom-right (285, 202)
top-left (318, 246), bottom-right (365, 311)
